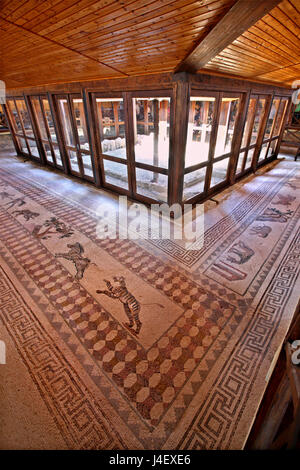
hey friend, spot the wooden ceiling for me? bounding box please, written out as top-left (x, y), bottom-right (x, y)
top-left (0, 0), bottom-right (299, 90)
top-left (202, 0), bottom-right (300, 85)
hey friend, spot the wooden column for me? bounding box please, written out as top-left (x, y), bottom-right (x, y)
top-left (228, 92), bottom-right (249, 184)
top-left (152, 98), bottom-right (159, 182)
top-left (113, 101), bottom-right (119, 136)
top-left (82, 88), bottom-right (101, 187)
top-left (143, 100), bottom-right (149, 134)
top-left (169, 73), bottom-right (190, 205)
top-left (275, 98), bottom-right (293, 157)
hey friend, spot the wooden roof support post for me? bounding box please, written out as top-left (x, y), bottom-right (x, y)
top-left (169, 73), bottom-right (190, 205)
top-left (175, 0), bottom-right (283, 74)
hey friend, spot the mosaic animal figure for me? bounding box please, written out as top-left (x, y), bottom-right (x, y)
top-left (13, 209), bottom-right (39, 221)
top-left (55, 242), bottom-right (90, 280)
top-left (97, 276), bottom-right (142, 335)
top-left (256, 207), bottom-right (293, 223)
top-left (274, 194), bottom-right (296, 206)
top-left (5, 197), bottom-right (26, 209)
top-left (0, 191), bottom-right (12, 199)
top-left (250, 224), bottom-right (272, 238)
top-left (96, 276), bottom-right (165, 336)
top-left (226, 241), bottom-right (254, 265)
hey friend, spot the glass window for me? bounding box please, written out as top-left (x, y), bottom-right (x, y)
top-left (267, 139), bottom-right (278, 158)
top-left (214, 97), bottom-right (239, 158)
top-left (42, 99), bottom-right (57, 143)
top-left (16, 99), bottom-right (34, 137)
top-left (31, 98), bottom-right (48, 140)
top-left (58, 99), bottom-right (75, 147)
top-left (68, 150), bottom-right (80, 172)
top-left (258, 143), bottom-right (268, 161)
top-left (82, 153), bottom-right (94, 177)
top-left (210, 158), bottom-right (229, 187)
top-left (183, 167), bottom-right (207, 201)
top-left (241, 98), bottom-right (256, 148)
top-left (264, 98), bottom-right (280, 140)
top-left (135, 168), bottom-right (168, 202)
top-left (17, 137), bottom-right (28, 154)
top-left (7, 100), bottom-right (22, 133)
top-left (272, 99), bottom-right (288, 137)
top-left (185, 97), bottom-right (215, 167)
top-left (236, 151), bottom-right (246, 174)
top-left (27, 139), bottom-right (40, 158)
top-left (0, 104), bottom-right (7, 129)
top-left (53, 146), bottom-right (63, 167)
top-left (72, 98), bottom-right (90, 151)
top-left (96, 98), bottom-right (127, 159)
top-left (250, 98), bottom-right (266, 145)
top-left (43, 142), bottom-right (53, 163)
top-left (103, 159), bottom-right (128, 190)
top-left (245, 148), bottom-right (255, 169)
top-left (133, 97), bottom-right (170, 168)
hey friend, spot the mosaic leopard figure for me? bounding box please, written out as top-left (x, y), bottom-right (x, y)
top-left (97, 276), bottom-right (142, 335)
top-left (55, 242), bottom-right (90, 280)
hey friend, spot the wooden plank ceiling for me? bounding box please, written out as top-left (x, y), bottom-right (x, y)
top-left (0, 0), bottom-right (299, 89)
top-left (202, 0), bottom-right (300, 86)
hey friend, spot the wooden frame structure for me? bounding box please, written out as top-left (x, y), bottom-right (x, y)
top-left (2, 72), bottom-right (293, 206)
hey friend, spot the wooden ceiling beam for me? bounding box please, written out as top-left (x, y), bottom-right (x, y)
top-left (175, 0), bottom-right (283, 73)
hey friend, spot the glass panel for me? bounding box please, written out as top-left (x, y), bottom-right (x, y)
top-left (96, 98), bottom-right (127, 159)
top-left (136, 168), bottom-right (168, 202)
top-left (27, 139), bottom-right (40, 158)
top-left (264, 98), bottom-right (280, 140)
top-left (8, 100), bottom-right (22, 133)
top-left (214, 97), bottom-right (239, 158)
top-left (258, 143), bottom-right (268, 161)
top-left (236, 151), bottom-right (246, 174)
top-left (82, 153), bottom-right (94, 178)
top-left (210, 158), bottom-right (229, 187)
top-left (272, 99), bottom-right (288, 137)
top-left (31, 98), bottom-right (48, 140)
top-left (241, 98), bottom-right (257, 148)
top-left (245, 147), bottom-right (255, 169)
top-left (183, 167), bottom-right (207, 201)
top-left (43, 142), bottom-right (54, 163)
top-left (185, 97), bottom-right (215, 167)
top-left (133, 97), bottom-right (170, 168)
top-left (16, 99), bottom-right (34, 137)
top-left (103, 159), bottom-right (128, 190)
top-left (42, 99), bottom-right (57, 143)
top-left (72, 98), bottom-right (90, 151)
top-left (53, 145), bottom-right (63, 167)
top-left (250, 98), bottom-right (266, 145)
top-left (58, 99), bottom-right (75, 147)
top-left (0, 104), bottom-right (7, 129)
top-left (267, 139), bottom-right (278, 158)
top-left (17, 137), bottom-right (28, 154)
top-left (68, 150), bottom-right (80, 173)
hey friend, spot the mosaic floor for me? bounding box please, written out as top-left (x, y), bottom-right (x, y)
top-left (0, 152), bottom-right (299, 449)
